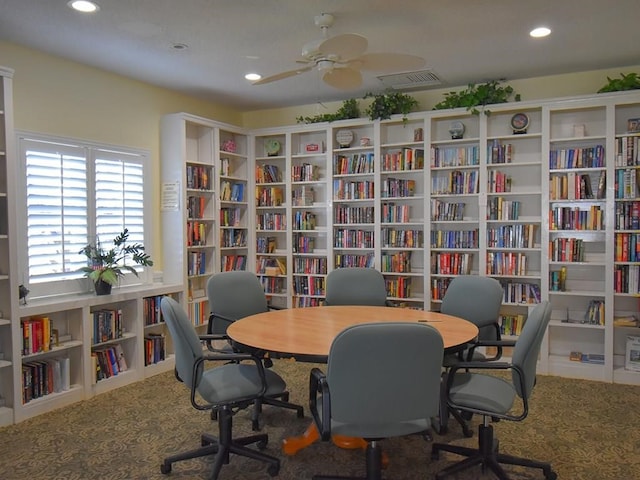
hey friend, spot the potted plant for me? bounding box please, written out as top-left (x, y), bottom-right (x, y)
top-left (597, 72), bottom-right (640, 93)
top-left (363, 91), bottom-right (419, 123)
top-left (296, 98), bottom-right (360, 124)
top-left (433, 80), bottom-right (520, 115)
top-left (78, 228), bottom-right (153, 295)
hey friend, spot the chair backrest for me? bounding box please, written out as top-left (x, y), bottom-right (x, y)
top-left (324, 267), bottom-right (388, 306)
top-left (440, 275), bottom-right (503, 339)
top-left (207, 271), bottom-right (269, 333)
top-left (160, 296), bottom-right (204, 390)
top-left (512, 301), bottom-right (552, 400)
top-left (326, 322), bottom-right (444, 428)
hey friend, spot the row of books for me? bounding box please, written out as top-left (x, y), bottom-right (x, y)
top-left (255, 185), bottom-right (283, 206)
top-left (385, 276), bottom-right (412, 298)
top-left (487, 197), bottom-right (520, 221)
top-left (256, 236), bottom-right (277, 254)
top-left (334, 204), bottom-right (374, 225)
top-left (487, 224), bottom-right (536, 249)
top-left (381, 148), bottom-right (424, 171)
top-left (293, 257), bottom-right (327, 275)
top-left (333, 229), bottom-right (374, 249)
top-left (333, 152), bottom-right (375, 175)
top-left (381, 228), bottom-right (423, 248)
top-left (292, 276), bottom-right (325, 296)
top-left (431, 170), bottom-right (479, 195)
top-left (380, 251), bottom-right (412, 273)
top-left (486, 252), bottom-right (528, 276)
top-left (92, 308), bottom-right (124, 345)
top-left (549, 205), bottom-right (603, 230)
top-left (334, 253), bottom-right (375, 268)
top-left (614, 264), bottom-right (640, 294)
top-left (614, 135), bottom-right (640, 167)
top-left (187, 300), bottom-right (208, 327)
top-left (255, 163), bottom-right (282, 183)
top-left (22, 357), bottom-right (70, 404)
top-left (292, 163), bottom-right (319, 182)
top-left (144, 333), bottom-right (166, 366)
top-left (292, 211), bottom-right (316, 230)
top-left (549, 237), bottom-right (585, 262)
top-left (430, 145), bottom-right (480, 168)
top-left (487, 170), bottom-right (512, 193)
top-left (431, 200), bottom-right (465, 221)
top-left (294, 297), bottom-right (323, 307)
top-left (256, 257), bottom-right (286, 275)
top-left (186, 221), bottom-right (208, 246)
top-left (143, 295), bottom-right (169, 326)
top-left (292, 186), bottom-right (315, 206)
top-left (187, 195), bottom-right (208, 219)
top-left (93, 343), bottom-right (128, 382)
top-left (187, 251), bottom-right (207, 276)
top-left (256, 212), bottom-right (286, 230)
top-left (220, 254), bottom-right (247, 272)
top-left (220, 207), bottom-right (242, 227)
top-left (259, 275), bottom-right (285, 294)
top-left (488, 141), bottom-right (513, 165)
top-left (549, 145), bottom-right (605, 169)
top-left (549, 171), bottom-right (605, 200)
top-left (614, 233), bottom-right (640, 262)
top-left (583, 300), bottom-right (605, 326)
top-left (430, 252), bottom-right (473, 275)
top-left (220, 228), bottom-right (246, 248)
top-left (614, 167), bottom-right (640, 199)
top-left (498, 313), bottom-right (525, 336)
top-left (431, 229), bottom-right (478, 249)
top-left (381, 178), bottom-right (416, 198)
top-left (220, 181), bottom-right (245, 202)
top-left (333, 179), bottom-right (375, 200)
top-left (292, 234), bottom-right (314, 253)
top-left (21, 316), bottom-right (52, 356)
top-left (186, 164), bottom-right (211, 190)
top-left (430, 277), bottom-right (453, 301)
top-left (499, 282), bottom-right (541, 304)
top-left (381, 202), bottom-right (411, 223)
top-left (614, 201), bottom-right (640, 230)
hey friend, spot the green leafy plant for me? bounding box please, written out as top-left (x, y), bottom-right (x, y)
top-left (78, 228), bottom-right (153, 286)
top-left (433, 80), bottom-right (521, 115)
top-left (296, 98), bottom-right (360, 124)
top-left (363, 91), bottom-right (419, 123)
top-left (597, 72), bottom-right (640, 93)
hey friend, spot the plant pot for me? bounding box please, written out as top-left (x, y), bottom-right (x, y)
top-left (94, 280), bottom-right (113, 296)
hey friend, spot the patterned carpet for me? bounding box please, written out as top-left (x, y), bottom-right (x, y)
top-left (0, 358), bottom-right (638, 480)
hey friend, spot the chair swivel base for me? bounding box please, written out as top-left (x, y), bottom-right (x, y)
top-left (161, 408), bottom-right (280, 480)
top-left (313, 441), bottom-right (387, 480)
top-left (252, 391), bottom-right (305, 431)
top-left (431, 424), bottom-right (557, 480)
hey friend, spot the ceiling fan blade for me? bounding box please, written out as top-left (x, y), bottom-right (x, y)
top-left (354, 53), bottom-right (426, 72)
top-left (323, 67), bottom-right (363, 90)
top-left (318, 33), bottom-right (368, 61)
top-left (252, 65), bottom-right (314, 85)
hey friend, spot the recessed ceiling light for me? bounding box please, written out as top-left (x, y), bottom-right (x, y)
top-left (530, 27), bottom-right (551, 38)
top-left (171, 43), bottom-right (189, 51)
top-left (245, 73), bottom-right (262, 81)
top-left (68, 1), bottom-right (100, 13)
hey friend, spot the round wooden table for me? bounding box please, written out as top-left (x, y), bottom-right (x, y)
top-left (227, 305), bottom-right (478, 456)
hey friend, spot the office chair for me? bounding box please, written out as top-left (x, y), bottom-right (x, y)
top-left (159, 297), bottom-right (280, 479)
top-left (438, 274), bottom-right (506, 436)
top-left (206, 270), bottom-right (304, 430)
top-left (309, 322), bottom-right (444, 480)
top-left (324, 267), bottom-right (389, 306)
top-left (432, 301), bottom-right (557, 480)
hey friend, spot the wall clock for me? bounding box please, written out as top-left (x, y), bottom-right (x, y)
top-left (336, 129), bottom-right (354, 148)
top-left (510, 113), bottom-right (530, 134)
top-left (265, 138), bottom-right (280, 156)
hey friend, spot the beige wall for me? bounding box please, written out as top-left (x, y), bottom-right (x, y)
top-left (242, 65), bottom-right (640, 128)
top-left (2, 39), bottom-right (639, 272)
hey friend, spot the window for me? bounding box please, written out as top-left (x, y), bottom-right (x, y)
top-left (17, 133), bottom-right (152, 298)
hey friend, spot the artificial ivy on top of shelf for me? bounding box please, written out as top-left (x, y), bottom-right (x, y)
top-left (432, 80), bottom-right (521, 115)
top-left (597, 72), bottom-right (640, 93)
top-left (296, 98), bottom-right (360, 124)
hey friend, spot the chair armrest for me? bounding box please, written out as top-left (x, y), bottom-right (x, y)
top-left (309, 367), bottom-right (332, 441)
top-left (466, 338), bottom-right (517, 361)
top-left (189, 352), bottom-right (267, 411)
top-left (445, 361), bottom-right (529, 422)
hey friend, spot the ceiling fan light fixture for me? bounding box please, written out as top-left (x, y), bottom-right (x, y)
top-left (530, 26), bottom-right (551, 38)
top-left (245, 73), bottom-right (262, 81)
top-left (68, 1), bottom-right (99, 13)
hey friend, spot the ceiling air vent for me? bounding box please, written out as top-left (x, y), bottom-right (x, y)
top-left (377, 69), bottom-right (442, 90)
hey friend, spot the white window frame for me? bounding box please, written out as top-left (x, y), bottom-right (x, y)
top-left (15, 131), bottom-right (154, 299)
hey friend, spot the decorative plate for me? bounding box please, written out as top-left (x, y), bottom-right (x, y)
top-left (449, 121), bottom-right (465, 139)
top-left (336, 129), bottom-right (354, 148)
top-left (265, 138), bottom-right (280, 156)
top-left (510, 113), bottom-right (530, 134)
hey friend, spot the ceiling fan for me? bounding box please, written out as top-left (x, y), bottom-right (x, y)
top-left (252, 13), bottom-right (426, 90)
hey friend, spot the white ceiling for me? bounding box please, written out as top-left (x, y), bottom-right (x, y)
top-left (0, 0), bottom-right (638, 111)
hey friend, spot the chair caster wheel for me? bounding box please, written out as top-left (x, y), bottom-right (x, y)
top-left (160, 463), bottom-right (171, 474)
top-left (546, 471), bottom-right (557, 480)
top-left (257, 439), bottom-right (268, 450)
top-left (462, 426), bottom-right (474, 438)
top-left (267, 463), bottom-right (280, 476)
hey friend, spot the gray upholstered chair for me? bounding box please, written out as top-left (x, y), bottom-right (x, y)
top-left (206, 270), bottom-right (304, 430)
top-left (159, 297), bottom-right (280, 479)
top-left (438, 274), bottom-right (506, 436)
top-left (309, 322), bottom-right (444, 480)
top-left (431, 301), bottom-right (557, 480)
top-left (324, 267), bottom-right (389, 306)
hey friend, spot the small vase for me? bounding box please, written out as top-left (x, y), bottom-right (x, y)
top-left (94, 280), bottom-right (113, 296)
